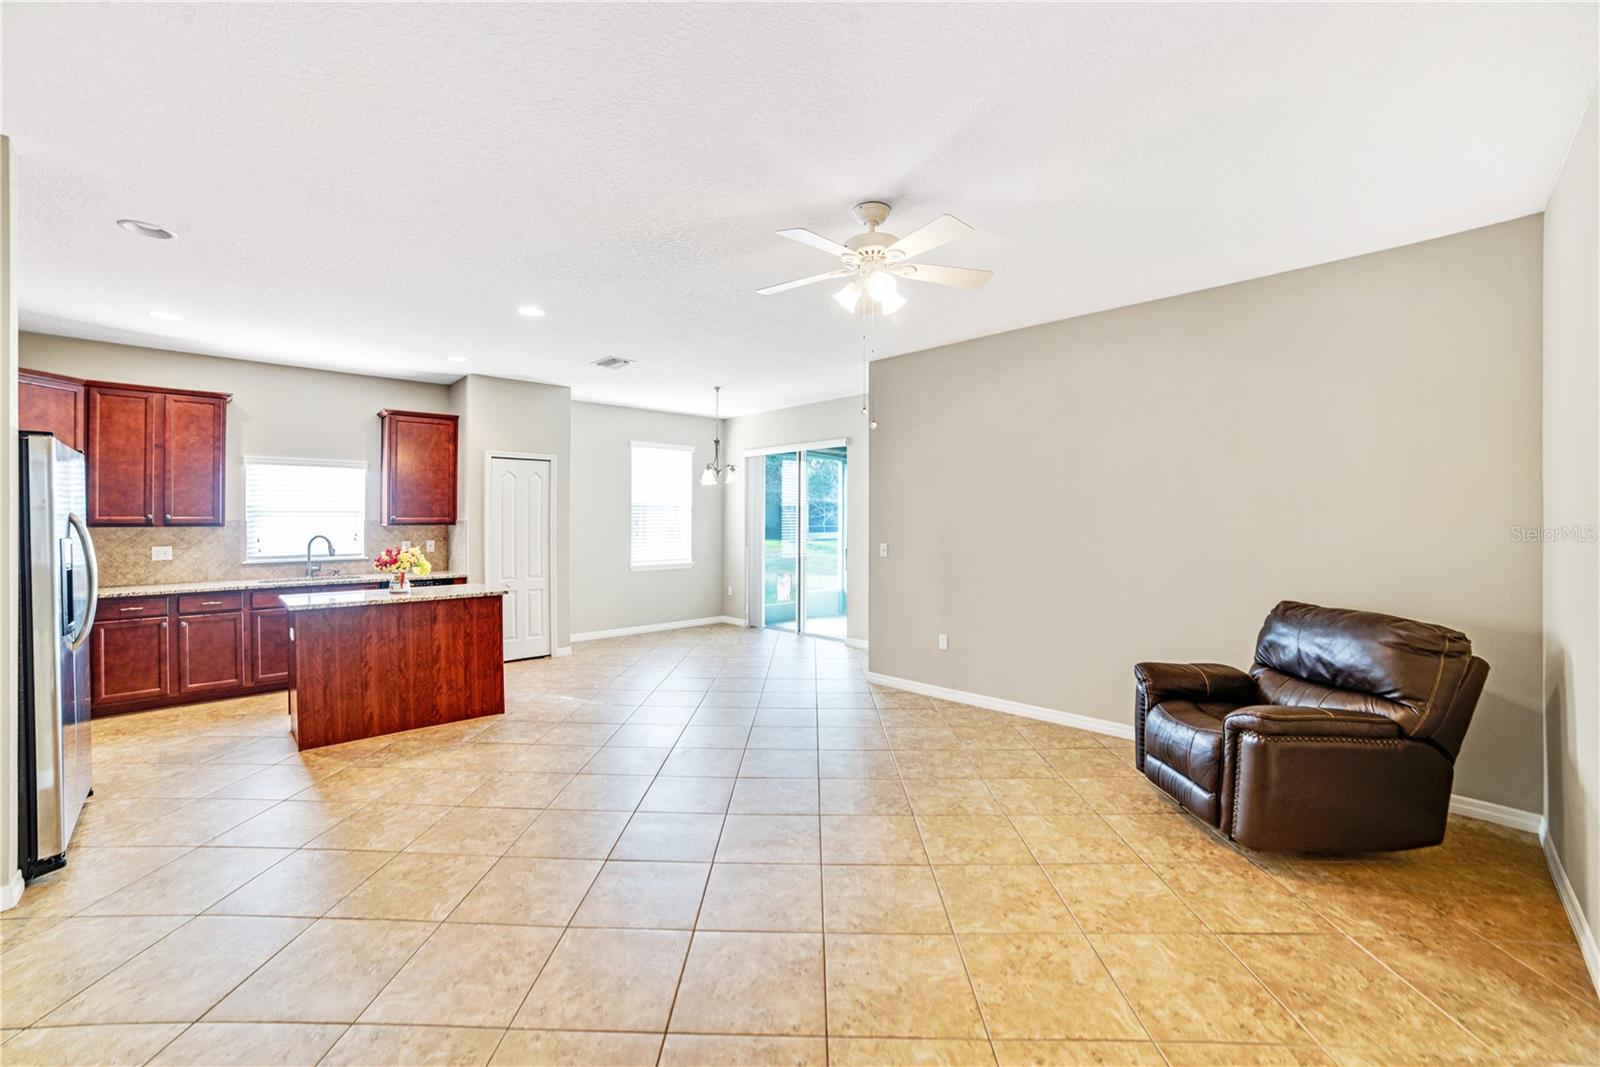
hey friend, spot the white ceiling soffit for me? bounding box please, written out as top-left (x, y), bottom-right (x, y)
top-left (5, 3), bottom-right (1595, 418)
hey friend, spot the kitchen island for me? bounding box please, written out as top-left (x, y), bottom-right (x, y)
top-left (282, 584), bottom-right (506, 750)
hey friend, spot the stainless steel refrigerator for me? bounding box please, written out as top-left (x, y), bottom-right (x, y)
top-left (18, 431), bottom-right (99, 879)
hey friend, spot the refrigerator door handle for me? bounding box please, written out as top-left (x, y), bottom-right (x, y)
top-left (66, 511), bottom-right (99, 652)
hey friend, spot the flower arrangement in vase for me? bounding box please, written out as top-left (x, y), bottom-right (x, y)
top-left (373, 545), bottom-right (432, 592)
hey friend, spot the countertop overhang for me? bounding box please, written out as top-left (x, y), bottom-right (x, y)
top-left (100, 572), bottom-right (468, 599)
top-left (279, 583), bottom-right (507, 612)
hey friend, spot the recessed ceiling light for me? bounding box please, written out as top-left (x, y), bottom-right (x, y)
top-left (147, 310), bottom-right (184, 321)
top-left (516, 306), bottom-right (545, 318)
top-left (591, 357), bottom-right (634, 370)
top-left (117, 219), bottom-right (174, 240)
top-left (446, 356), bottom-right (469, 363)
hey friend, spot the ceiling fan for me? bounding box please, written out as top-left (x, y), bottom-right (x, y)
top-left (757, 201), bottom-right (992, 315)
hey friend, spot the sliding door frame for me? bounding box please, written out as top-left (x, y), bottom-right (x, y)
top-left (742, 438), bottom-right (848, 635)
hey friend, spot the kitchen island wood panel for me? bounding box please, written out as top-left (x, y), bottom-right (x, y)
top-left (286, 589), bottom-right (505, 750)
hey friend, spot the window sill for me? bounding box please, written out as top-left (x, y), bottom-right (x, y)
top-left (631, 561), bottom-right (694, 572)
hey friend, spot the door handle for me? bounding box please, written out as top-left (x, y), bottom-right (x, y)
top-left (67, 513), bottom-right (99, 652)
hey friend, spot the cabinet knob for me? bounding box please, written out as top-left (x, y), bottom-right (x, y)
top-left (145, 513), bottom-right (153, 523)
top-left (180, 620), bottom-right (188, 629)
top-left (164, 513), bottom-right (171, 523)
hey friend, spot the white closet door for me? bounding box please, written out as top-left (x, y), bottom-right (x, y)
top-left (489, 456), bottom-right (551, 659)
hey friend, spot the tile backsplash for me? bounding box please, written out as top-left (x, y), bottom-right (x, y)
top-left (92, 522), bottom-right (453, 587)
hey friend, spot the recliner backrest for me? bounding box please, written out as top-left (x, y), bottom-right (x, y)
top-left (1249, 600), bottom-right (1484, 750)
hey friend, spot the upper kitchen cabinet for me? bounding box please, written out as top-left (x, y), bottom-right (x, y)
top-left (161, 392), bottom-right (228, 524)
top-left (86, 382), bottom-right (230, 526)
top-left (19, 369), bottom-right (87, 450)
top-left (379, 409), bottom-right (458, 525)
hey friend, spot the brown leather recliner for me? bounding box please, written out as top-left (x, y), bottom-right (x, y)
top-left (1133, 600), bottom-right (1489, 853)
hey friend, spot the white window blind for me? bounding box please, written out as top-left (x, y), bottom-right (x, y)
top-left (244, 458), bottom-right (367, 562)
top-left (630, 442), bottom-right (693, 570)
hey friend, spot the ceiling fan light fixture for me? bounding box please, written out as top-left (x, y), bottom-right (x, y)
top-left (865, 271), bottom-right (898, 303)
top-left (874, 288), bottom-right (907, 315)
top-left (833, 282), bottom-right (862, 314)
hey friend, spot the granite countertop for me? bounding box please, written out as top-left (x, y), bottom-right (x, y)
top-left (279, 583), bottom-right (507, 611)
top-left (99, 572), bottom-right (467, 599)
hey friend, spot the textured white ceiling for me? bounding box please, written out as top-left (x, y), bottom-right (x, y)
top-left (4, 3), bottom-right (1595, 416)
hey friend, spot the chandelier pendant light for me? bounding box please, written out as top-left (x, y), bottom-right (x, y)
top-left (701, 386), bottom-right (738, 485)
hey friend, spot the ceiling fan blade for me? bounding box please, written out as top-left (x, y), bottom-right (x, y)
top-left (775, 228), bottom-right (852, 257)
top-left (886, 214), bottom-right (973, 260)
top-left (895, 263), bottom-right (993, 289)
top-left (756, 269), bottom-right (852, 295)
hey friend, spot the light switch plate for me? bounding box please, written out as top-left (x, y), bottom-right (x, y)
top-left (151, 546), bottom-right (173, 561)
top-left (879, 543), bottom-right (889, 557)
top-left (938, 634), bottom-right (948, 651)
top-left (425, 539), bottom-right (436, 552)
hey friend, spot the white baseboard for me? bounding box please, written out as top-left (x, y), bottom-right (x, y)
top-left (0, 867), bottom-right (24, 911)
top-left (571, 616), bottom-right (747, 643)
top-left (1542, 826), bottom-right (1600, 999)
top-left (844, 637), bottom-right (868, 650)
top-left (552, 646), bottom-right (571, 658)
top-left (864, 671), bottom-right (1134, 740)
top-left (1448, 794), bottom-right (1545, 834)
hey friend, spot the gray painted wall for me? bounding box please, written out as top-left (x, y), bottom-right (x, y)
top-left (570, 400), bottom-right (723, 635)
top-left (1542, 88), bottom-right (1598, 962)
top-left (869, 217), bottom-right (1545, 813)
top-left (719, 395), bottom-right (870, 643)
top-left (450, 373), bottom-right (572, 648)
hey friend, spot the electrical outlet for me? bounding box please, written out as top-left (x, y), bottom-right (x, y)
top-left (151, 545), bottom-right (173, 561)
top-left (938, 634), bottom-right (948, 651)
top-left (425, 539), bottom-right (436, 553)
top-left (401, 540), bottom-right (412, 550)
top-left (879, 543), bottom-right (889, 558)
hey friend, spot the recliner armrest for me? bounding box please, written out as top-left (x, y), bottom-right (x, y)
top-left (1134, 662), bottom-right (1258, 706)
top-left (1223, 705), bottom-right (1401, 740)
top-left (1134, 663), bottom-right (1258, 772)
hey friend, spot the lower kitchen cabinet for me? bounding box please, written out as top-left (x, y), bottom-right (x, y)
top-left (250, 608), bottom-right (291, 687)
top-left (88, 578), bottom-right (464, 714)
top-left (90, 617), bottom-right (171, 708)
top-left (176, 611), bottom-right (246, 695)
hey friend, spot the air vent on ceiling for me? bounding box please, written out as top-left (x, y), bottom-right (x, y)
top-left (591, 357), bottom-right (634, 370)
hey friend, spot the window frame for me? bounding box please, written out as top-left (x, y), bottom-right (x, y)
top-left (629, 440), bottom-right (695, 572)
top-left (242, 455), bottom-right (369, 564)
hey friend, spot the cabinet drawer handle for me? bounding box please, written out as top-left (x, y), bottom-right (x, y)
top-left (118, 606), bottom-right (143, 613)
top-left (200, 600), bottom-right (222, 606)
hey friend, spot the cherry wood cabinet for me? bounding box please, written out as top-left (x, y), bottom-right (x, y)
top-left (19, 369), bottom-right (86, 450)
top-left (90, 617), bottom-right (171, 708)
top-left (85, 381), bottom-right (229, 527)
top-left (161, 393), bottom-right (227, 525)
top-left (87, 385), bottom-right (161, 525)
top-left (88, 578), bottom-right (462, 714)
top-left (250, 608), bottom-right (292, 687)
top-left (379, 409), bottom-right (458, 525)
top-left (176, 611), bottom-right (247, 695)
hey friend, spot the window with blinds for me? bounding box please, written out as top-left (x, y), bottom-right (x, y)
top-left (244, 458), bottom-right (367, 562)
top-left (630, 442), bottom-right (694, 570)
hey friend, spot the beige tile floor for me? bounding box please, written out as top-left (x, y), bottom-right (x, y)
top-left (2, 624), bottom-right (1596, 1067)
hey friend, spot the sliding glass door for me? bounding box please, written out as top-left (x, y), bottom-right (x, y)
top-left (758, 445), bottom-right (848, 639)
